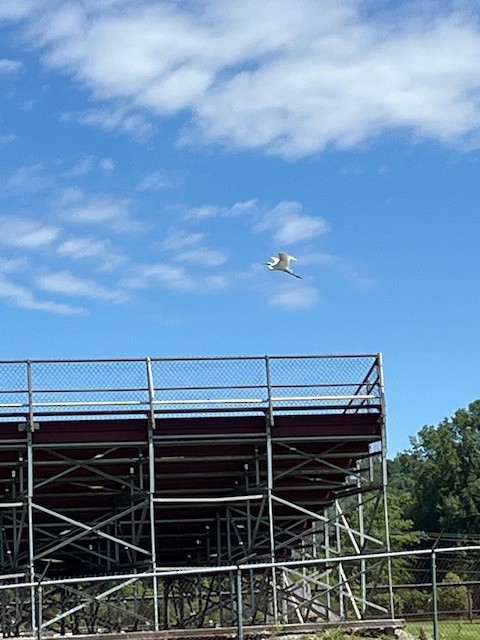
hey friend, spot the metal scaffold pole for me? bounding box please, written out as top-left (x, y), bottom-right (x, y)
top-left (377, 352), bottom-right (395, 618)
top-left (146, 357), bottom-right (159, 630)
top-left (265, 356), bottom-right (278, 623)
top-left (26, 360), bottom-right (36, 633)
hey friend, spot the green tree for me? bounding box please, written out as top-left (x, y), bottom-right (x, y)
top-left (438, 572), bottom-right (470, 614)
top-left (390, 400), bottom-right (480, 536)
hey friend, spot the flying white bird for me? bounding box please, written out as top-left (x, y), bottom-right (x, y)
top-left (264, 252), bottom-right (302, 279)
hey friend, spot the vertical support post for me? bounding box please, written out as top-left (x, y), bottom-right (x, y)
top-left (324, 519), bottom-right (332, 619)
top-left (26, 361), bottom-right (36, 632)
top-left (216, 510), bottom-right (222, 564)
top-left (357, 461), bottom-right (366, 616)
top-left (27, 360), bottom-right (34, 433)
top-left (265, 356), bottom-right (278, 622)
top-left (431, 550), bottom-right (439, 640)
top-left (36, 583), bottom-right (43, 640)
top-left (146, 357), bottom-right (156, 433)
top-left (146, 357), bottom-right (159, 631)
top-left (226, 508), bottom-right (236, 620)
top-left (236, 568), bottom-right (244, 640)
top-left (377, 353), bottom-right (395, 618)
top-left (335, 500), bottom-right (345, 619)
top-left (245, 464), bottom-right (255, 616)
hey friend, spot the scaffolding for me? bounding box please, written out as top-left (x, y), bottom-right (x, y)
top-left (0, 354), bottom-right (393, 636)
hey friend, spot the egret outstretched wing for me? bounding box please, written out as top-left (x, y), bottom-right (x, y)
top-left (264, 252), bottom-right (302, 279)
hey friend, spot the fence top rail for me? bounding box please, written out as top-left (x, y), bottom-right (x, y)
top-left (1, 542), bottom-right (479, 592)
top-left (0, 353), bottom-right (380, 365)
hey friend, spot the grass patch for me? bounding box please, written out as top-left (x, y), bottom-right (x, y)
top-left (406, 619), bottom-right (480, 639)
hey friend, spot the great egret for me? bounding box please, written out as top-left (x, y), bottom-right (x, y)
top-left (264, 252), bottom-right (302, 279)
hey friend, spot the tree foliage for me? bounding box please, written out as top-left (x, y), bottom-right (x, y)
top-left (389, 399), bottom-right (480, 537)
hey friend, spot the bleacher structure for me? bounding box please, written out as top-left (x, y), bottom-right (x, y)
top-left (0, 354), bottom-right (395, 636)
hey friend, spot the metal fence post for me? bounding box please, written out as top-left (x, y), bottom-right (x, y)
top-left (264, 356), bottom-right (278, 623)
top-left (145, 358), bottom-right (159, 630)
top-left (36, 583), bottom-right (42, 640)
top-left (377, 353), bottom-right (395, 619)
top-left (26, 361), bottom-right (37, 632)
top-left (236, 568), bottom-right (244, 640)
top-left (431, 550), bottom-right (439, 640)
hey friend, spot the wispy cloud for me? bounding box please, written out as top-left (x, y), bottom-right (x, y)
top-left (36, 270), bottom-right (129, 303)
top-left (159, 226), bottom-right (228, 267)
top-left (267, 282), bottom-right (319, 310)
top-left (63, 155), bottom-right (95, 177)
top-left (0, 58), bottom-right (25, 74)
top-left (255, 201), bottom-right (329, 245)
top-left (0, 256), bottom-right (28, 273)
top-left (62, 106), bottom-right (154, 140)
top-left (57, 236), bottom-right (127, 271)
top-left (0, 274), bottom-right (86, 315)
top-left (63, 155), bottom-right (116, 176)
top-left (159, 229), bottom-right (205, 252)
top-left (9, 0), bottom-right (480, 156)
top-left (184, 199), bottom-right (258, 220)
top-left (99, 157), bottom-right (115, 171)
top-left (0, 133), bottom-right (16, 144)
top-left (0, 215), bottom-right (60, 248)
top-left (136, 169), bottom-right (177, 191)
top-left (173, 248), bottom-right (228, 267)
top-left (54, 187), bottom-right (143, 233)
top-left (122, 263), bottom-right (229, 294)
top-left (181, 198), bottom-right (326, 247)
top-left (6, 163), bottom-right (53, 191)
top-left (0, 1), bottom-right (36, 22)
top-left (302, 252), bottom-right (377, 289)
top-left (63, 155), bottom-right (117, 177)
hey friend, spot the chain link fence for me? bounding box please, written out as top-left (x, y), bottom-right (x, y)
top-left (385, 546), bottom-right (480, 639)
top-left (2, 546), bottom-right (480, 638)
top-left (0, 355), bottom-right (381, 421)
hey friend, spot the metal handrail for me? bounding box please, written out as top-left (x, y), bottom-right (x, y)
top-left (0, 354), bottom-right (383, 421)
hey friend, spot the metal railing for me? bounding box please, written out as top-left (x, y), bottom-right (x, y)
top-left (0, 354), bottom-right (382, 421)
top-left (2, 545), bottom-right (480, 640)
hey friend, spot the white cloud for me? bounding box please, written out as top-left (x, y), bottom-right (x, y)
top-left (6, 163), bottom-right (52, 191)
top-left (122, 263), bottom-right (229, 293)
top-left (0, 256), bottom-right (28, 273)
top-left (174, 248), bottom-right (228, 267)
top-left (0, 0), bottom-right (36, 22)
top-left (184, 199), bottom-right (259, 219)
top-left (0, 133), bottom-right (16, 144)
top-left (0, 58), bottom-right (25, 74)
top-left (302, 252), bottom-right (377, 289)
top-left (0, 215), bottom-right (60, 248)
top-left (63, 155), bottom-right (95, 177)
top-left (136, 170), bottom-right (177, 190)
top-left (159, 229), bottom-right (205, 252)
top-left (36, 269), bottom-right (129, 302)
top-left (63, 155), bottom-right (116, 176)
top-left (268, 282), bottom-right (319, 309)
top-left (177, 197), bottom-right (327, 251)
top-left (0, 273), bottom-right (86, 315)
top-left (255, 201), bottom-right (329, 245)
top-left (12, 0), bottom-right (480, 156)
top-left (159, 228), bottom-right (228, 267)
top-left (54, 187), bottom-right (142, 233)
top-left (57, 236), bottom-right (127, 270)
top-left (184, 204), bottom-right (221, 220)
top-left (99, 157), bottom-right (115, 171)
top-left (62, 106), bottom-right (154, 139)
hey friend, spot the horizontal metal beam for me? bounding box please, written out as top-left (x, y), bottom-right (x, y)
top-left (153, 494), bottom-right (263, 504)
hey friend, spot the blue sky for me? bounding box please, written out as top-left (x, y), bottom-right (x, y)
top-left (1, 0), bottom-right (479, 457)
